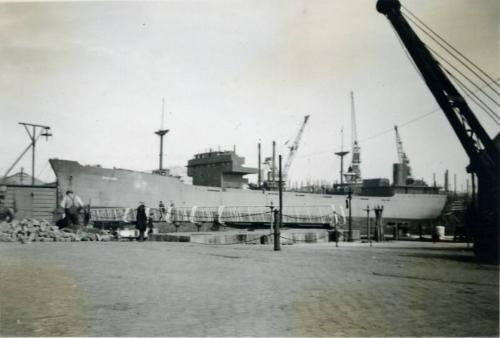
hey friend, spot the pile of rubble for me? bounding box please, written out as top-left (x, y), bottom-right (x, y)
top-left (0, 219), bottom-right (114, 243)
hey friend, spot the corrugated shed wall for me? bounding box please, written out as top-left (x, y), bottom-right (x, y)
top-left (3, 186), bottom-right (57, 221)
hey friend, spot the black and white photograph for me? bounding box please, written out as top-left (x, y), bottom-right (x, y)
top-left (0, 0), bottom-right (499, 336)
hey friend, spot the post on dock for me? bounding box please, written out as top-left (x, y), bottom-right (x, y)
top-left (363, 205), bottom-right (371, 247)
top-left (258, 142), bottom-right (262, 187)
top-left (274, 155), bottom-right (282, 251)
top-left (346, 189), bottom-right (353, 241)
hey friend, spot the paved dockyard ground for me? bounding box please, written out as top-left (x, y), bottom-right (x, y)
top-left (0, 237), bottom-right (498, 337)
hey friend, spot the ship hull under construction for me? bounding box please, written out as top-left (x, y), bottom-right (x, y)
top-left (50, 159), bottom-right (447, 225)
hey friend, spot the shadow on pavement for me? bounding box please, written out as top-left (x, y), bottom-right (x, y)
top-left (398, 252), bottom-right (479, 264)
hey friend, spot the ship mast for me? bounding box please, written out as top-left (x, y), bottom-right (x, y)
top-left (155, 98), bottom-right (169, 175)
top-left (334, 128), bottom-right (349, 187)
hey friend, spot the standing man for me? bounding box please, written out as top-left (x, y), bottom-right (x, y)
top-left (60, 190), bottom-right (84, 227)
top-left (159, 201), bottom-right (166, 221)
top-left (83, 204), bottom-right (91, 227)
top-left (136, 201), bottom-right (147, 242)
top-left (147, 211), bottom-right (154, 239)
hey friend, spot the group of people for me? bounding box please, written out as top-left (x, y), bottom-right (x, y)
top-left (61, 190), bottom-right (172, 242)
top-left (135, 200), bottom-right (173, 241)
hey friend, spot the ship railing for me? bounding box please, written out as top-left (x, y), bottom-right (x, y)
top-left (89, 205), bottom-right (346, 225)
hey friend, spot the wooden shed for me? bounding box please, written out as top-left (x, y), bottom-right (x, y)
top-left (1, 184), bottom-right (58, 221)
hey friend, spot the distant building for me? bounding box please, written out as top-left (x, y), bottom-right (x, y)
top-left (187, 150), bottom-right (257, 189)
top-left (0, 171), bottom-right (47, 186)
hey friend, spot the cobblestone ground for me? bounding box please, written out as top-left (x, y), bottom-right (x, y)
top-left (0, 239), bottom-right (498, 337)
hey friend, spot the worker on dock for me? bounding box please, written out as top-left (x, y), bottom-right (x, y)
top-left (147, 211), bottom-right (154, 239)
top-left (60, 190), bottom-right (84, 227)
top-left (0, 200), bottom-right (14, 223)
top-left (83, 204), bottom-right (91, 227)
top-left (136, 201), bottom-right (147, 242)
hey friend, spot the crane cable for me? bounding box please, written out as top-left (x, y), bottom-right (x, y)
top-left (401, 5), bottom-right (500, 94)
top-left (445, 68), bottom-right (500, 128)
top-left (426, 45), bottom-right (500, 125)
top-left (402, 12), bottom-right (500, 111)
top-left (426, 44), bottom-right (500, 114)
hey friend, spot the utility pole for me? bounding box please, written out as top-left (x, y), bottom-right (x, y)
top-left (11, 122), bottom-right (53, 185)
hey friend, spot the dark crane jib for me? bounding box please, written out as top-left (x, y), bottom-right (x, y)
top-left (376, 0), bottom-right (499, 173)
top-left (377, 0), bottom-right (500, 263)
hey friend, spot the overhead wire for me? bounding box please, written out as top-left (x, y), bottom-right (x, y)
top-left (441, 67), bottom-right (500, 127)
top-left (425, 44), bottom-right (500, 123)
top-left (426, 45), bottom-right (500, 112)
top-left (402, 13), bottom-right (500, 110)
top-left (401, 5), bottom-right (500, 94)
top-left (36, 161), bottom-right (50, 180)
top-left (400, 9), bottom-right (500, 125)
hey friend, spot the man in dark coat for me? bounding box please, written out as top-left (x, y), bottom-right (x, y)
top-left (136, 202), bottom-right (147, 242)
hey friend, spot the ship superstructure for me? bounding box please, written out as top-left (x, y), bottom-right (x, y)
top-left (187, 150), bottom-right (257, 189)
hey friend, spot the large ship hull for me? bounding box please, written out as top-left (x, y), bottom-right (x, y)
top-left (50, 159), bottom-right (447, 224)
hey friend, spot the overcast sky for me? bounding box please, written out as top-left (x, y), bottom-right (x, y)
top-left (1, 0), bottom-right (498, 190)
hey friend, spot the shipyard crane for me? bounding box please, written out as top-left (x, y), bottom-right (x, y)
top-left (346, 91), bottom-right (362, 184)
top-left (394, 125), bottom-right (412, 179)
top-left (283, 115), bottom-right (310, 182)
top-left (377, 0), bottom-right (500, 263)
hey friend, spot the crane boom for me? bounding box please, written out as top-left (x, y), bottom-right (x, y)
top-left (351, 91), bottom-right (358, 150)
top-left (394, 125), bottom-right (412, 180)
top-left (283, 115), bottom-right (310, 180)
top-left (377, 0), bottom-right (500, 263)
top-left (348, 91), bottom-right (362, 183)
top-left (394, 126), bottom-right (410, 165)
